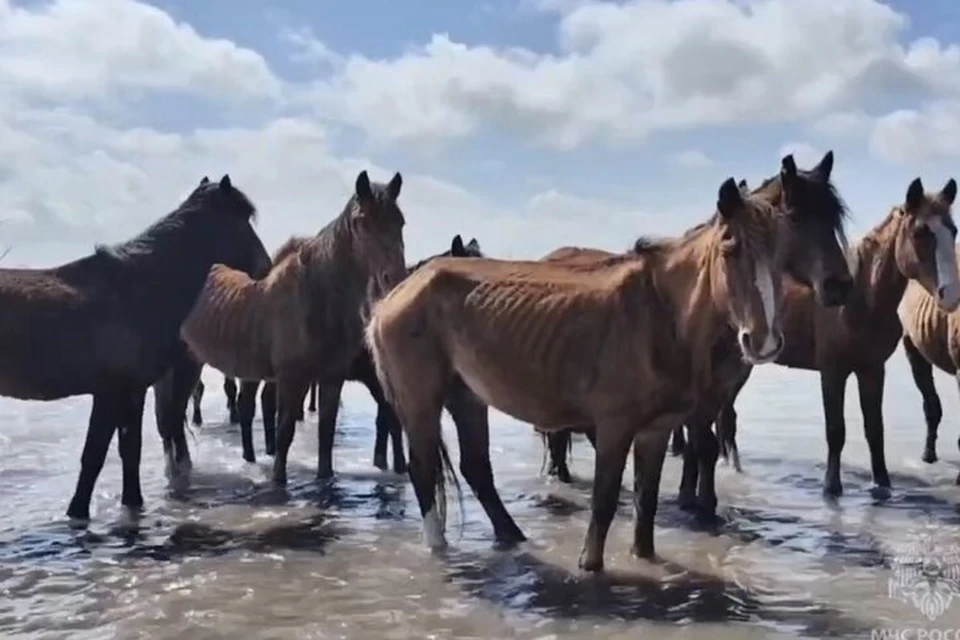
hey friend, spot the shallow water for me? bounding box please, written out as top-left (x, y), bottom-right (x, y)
top-left (4, 349), bottom-right (960, 639)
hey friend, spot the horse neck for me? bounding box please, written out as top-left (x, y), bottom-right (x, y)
top-left (650, 228), bottom-right (731, 381)
top-left (109, 217), bottom-right (223, 331)
top-left (850, 211), bottom-right (908, 317)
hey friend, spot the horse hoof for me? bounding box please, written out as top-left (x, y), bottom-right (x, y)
top-left (117, 506), bottom-right (143, 532)
top-left (393, 461), bottom-right (408, 475)
top-left (922, 449), bottom-right (938, 464)
top-left (822, 482), bottom-right (843, 499)
top-left (677, 493), bottom-right (697, 512)
top-left (577, 550), bottom-right (604, 573)
top-left (870, 485), bottom-right (892, 501)
top-left (373, 455), bottom-right (388, 471)
top-left (630, 543), bottom-right (655, 560)
top-left (67, 516), bottom-right (90, 530)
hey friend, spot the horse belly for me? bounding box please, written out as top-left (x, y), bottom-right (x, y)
top-left (452, 347), bottom-right (585, 428)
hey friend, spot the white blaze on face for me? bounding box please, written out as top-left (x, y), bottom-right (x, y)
top-left (928, 218), bottom-right (960, 308)
top-left (754, 260), bottom-right (779, 355)
top-left (422, 505), bottom-right (448, 549)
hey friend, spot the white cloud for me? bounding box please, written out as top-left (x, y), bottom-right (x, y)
top-left (669, 149), bottom-right (714, 169)
top-left (0, 0), bottom-right (281, 104)
top-left (292, 0), bottom-right (960, 150)
top-left (809, 111), bottom-right (873, 139)
top-left (869, 101), bottom-right (960, 164)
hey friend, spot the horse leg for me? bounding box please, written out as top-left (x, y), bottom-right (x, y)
top-left (308, 382), bottom-right (318, 413)
top-left (153, 346), bottom-right (200, 491)
top-left (260, 380), bottom-right (277, 456)
top-left (631, 419), bottom-right (677, 559)
top-left (272, 373), bottom-right (311, 486)
top-left (903, 335), bottom-right (942, 463)
top-left (856, 366), bottom-right (891, 498)
top-left (364, 367), bottom-right (405, 473)
top-left (224, 377), bottom-right (239, 425)
top-left (546, 429), bottom-right (573, 483)
top-left (677, 421), bottom-right (699, 511)
top-left (236, 379), bottom-right (259, 463)
top-left (66, 393), bottom-right (120, 525)
top-left (316, 379), bottom-right (345, 480)
top-left (191, 379), bottom-right (204, 426)
top-left (116, 387), bottom-right (147, 527)
top-left (445, 381), bottom-right (525, 543)
top-left (294, 383), bottom-right (307, 423)
top-left (821, 369), bottom-right (849, 498)
top-left (579, 417), bottom-right (635, 572)
top-left (670, 425), bottom-right (685, 457)
top-left (715, 401), bottom-right (740, 472)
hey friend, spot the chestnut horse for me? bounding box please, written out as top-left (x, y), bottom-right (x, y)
top-left (900, 252), bottom-right (960, 474)
top-left (544, 153), bottom-right (854, 499)
top-left (717, 177), bottom-right (960, 498)
top-left (365, 176), bottom-right (791, 572)
top-left (153, 171), bottom-right (408, 488)
top-left (0, 175), bottom-right (270, 525)
top-left (189, 234), bottom-right (484, 469)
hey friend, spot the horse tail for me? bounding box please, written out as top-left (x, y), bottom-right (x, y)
top-left (437, 434), bottom-right (465, 540)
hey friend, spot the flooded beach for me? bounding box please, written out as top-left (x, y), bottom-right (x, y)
top-left (2, 354), bottom-right (960, 639)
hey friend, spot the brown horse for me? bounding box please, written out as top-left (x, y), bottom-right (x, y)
top-left (196, 234), bottom-right (485, 470)
top-left (365, 176), bottom-right (791, 572)
top-left (717, 177), bottom-right (960, 498)
top-left (0, 175), bottom-right (271, 526)
top-left (153, 170), bottom-right (408, 488)
top-left (898, 246), bottom-right (960, 473)
top-left (543, 153), bottom-right (855, 494)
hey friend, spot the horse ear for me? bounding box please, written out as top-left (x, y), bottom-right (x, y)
top-left (941, 178), bottom-right (957, 206)
top-left (814, 150), bottom-right (834, 181)
top-left (200, 176), bottom-right (210, 186)
top-left (466, 238), bottom-right (481, 253)
top-left (387, 172), bottom-right (403, 200)
top-left (355, 170), bottom-right (373, 203)
top-left (717, 177), bottom-right (742, 219)
top-left (737, 179), bottom-right (749, 192)
top-left (218, 174), bottom-right (232, 191)
top-left (906, 177), bottom-right (925, 211)
top-left (451, 234), bottom-right (465, 255)
top-left (780, 154), bottom-right (798, 181)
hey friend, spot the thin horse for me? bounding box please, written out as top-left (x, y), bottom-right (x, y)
top-left (543, 152), bottom-right (854, 499)
top-left (366, 176), bottom-right (790, 572)
top-left (0, 175), bottom-right (270, 525)
top-left (154, 170), bottom-right (408, 488)
top-left (718, 177), bottom-right (960, 498)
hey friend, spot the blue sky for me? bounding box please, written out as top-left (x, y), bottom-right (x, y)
top-left (2, 0), bottom-right (960, 261)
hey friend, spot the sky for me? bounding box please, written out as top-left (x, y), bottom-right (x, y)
top-left (2, 0), bottom-right (960, 265)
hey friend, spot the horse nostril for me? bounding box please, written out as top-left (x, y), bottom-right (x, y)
top-left (938, 286), bottom-right (948, 300)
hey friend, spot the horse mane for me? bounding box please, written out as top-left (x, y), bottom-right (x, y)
top-left (755, 171), bottom-right (850, 237)
top-left (92, 179), bottom-right (258, 266)
top-left (630, 216), bottom-right (716, 256)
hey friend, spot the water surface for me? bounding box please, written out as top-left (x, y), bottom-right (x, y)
top-left (3, 349), bottom-right (960, 639)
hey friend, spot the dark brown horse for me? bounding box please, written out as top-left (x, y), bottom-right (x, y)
top-left (0, 175), bottom-right (270, 526)
top-left (153, 170), bottom-right (408, 488)
top-left (716, 177), bottom-right (960, 499)
top-left (543, 154), bottom-right (854, 494)
top-left (899, 258), bottom-right (960, 474)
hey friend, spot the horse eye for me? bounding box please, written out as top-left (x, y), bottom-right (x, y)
top-left (913, 225), bottom-right (933, 240)
top-left (721, 241), bottom-right (740, 257)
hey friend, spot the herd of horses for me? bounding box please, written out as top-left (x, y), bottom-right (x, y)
top-left (2, 153), bottom-right (960, 574)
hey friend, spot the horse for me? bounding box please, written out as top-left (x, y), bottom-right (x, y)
top-left (543, 152), bottom-right (854, 494)
top-left (716, 177), bottom-right (960, 498)
top-left (245, 234), bottom-right (486, 474)
top-left (365, 175), bottom-right (793, 572)
top-left (0, 174), bottom-right (271, 526)
top-left (153, 170), bottom-right (408, 488)
top-left (900, 251), bottom-right (960, 474)
top-left (188, 234), bottom-right (484, 469)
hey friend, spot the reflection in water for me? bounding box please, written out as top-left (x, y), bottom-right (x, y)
top-left (3, 359), bottom-right (960, 638)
